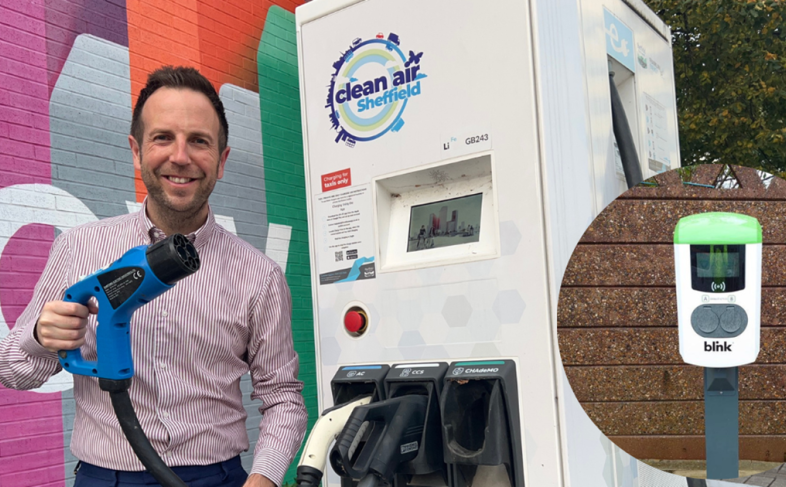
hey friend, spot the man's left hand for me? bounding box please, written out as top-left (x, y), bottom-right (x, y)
top-left (244, 473), bottom-right (275, 487)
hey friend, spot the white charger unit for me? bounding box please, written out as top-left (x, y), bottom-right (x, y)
top-left (674, 213), bottom-right (762, 367)
top-left (296, 0), bottom-right (683, 484)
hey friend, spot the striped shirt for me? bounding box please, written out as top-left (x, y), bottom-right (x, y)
top-left (0, 201), bottom-right (308, 486)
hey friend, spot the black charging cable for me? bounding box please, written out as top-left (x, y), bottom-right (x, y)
top-left (609, 71), bottom-right (644, 189)
top-left (100, 378), bottom-right (188, 487)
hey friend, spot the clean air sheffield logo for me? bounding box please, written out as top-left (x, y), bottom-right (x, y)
top-left (327, 32), bottom-right (426, 147)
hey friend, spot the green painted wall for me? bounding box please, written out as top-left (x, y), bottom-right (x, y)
top-left (258, 7), bottom-right (318, 485)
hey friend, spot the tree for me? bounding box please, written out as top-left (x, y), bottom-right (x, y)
top-left (644, 0), bottom-right (786, 173)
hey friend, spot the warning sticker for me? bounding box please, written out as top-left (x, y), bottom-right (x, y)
top-left (322, 168), bottom-right (352, 192)
top-left (97, 267), bottom-right (145, 309)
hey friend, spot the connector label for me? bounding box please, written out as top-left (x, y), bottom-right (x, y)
top-left (400, 441), bottom-right (419, 454)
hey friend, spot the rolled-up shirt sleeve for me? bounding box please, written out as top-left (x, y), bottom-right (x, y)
top-left (0, 232), bottom-right (71, 390)
top-left (247, 264), bottom-right (308, 485)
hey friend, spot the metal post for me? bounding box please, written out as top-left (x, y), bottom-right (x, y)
top-left (704, 367), bottom-right (739, 479)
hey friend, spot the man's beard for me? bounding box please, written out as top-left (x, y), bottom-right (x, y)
top-left (139, 156), bottom-right (218, 220)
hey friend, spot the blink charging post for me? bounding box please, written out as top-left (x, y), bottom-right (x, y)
top-left (674, 213), bottom-right (762, 479)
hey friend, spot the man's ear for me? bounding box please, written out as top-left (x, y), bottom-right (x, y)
top-left (129, 135), bottom-right (142, 171)
top-left (217, 146), bottom-right (230, 180)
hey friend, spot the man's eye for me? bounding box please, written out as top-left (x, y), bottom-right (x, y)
top-left (153, 135), bottom-right (170, 141)
top-left (193, 138), bottom-right (208, 145)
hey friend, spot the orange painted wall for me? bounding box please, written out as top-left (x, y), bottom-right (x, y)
top-left (126, 0), bottom-right (303, 201)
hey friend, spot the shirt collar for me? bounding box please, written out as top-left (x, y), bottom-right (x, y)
top-left (136, 197), bottom-right (216, 250)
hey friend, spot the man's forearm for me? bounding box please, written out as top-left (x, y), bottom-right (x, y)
top-left (248, 266), bottom-right (308, 484)
top-left (250, 387), bottom-right (308, 485)
top-left (0, 317), bottom-right (62, 390)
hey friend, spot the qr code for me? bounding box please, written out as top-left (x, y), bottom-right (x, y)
top-left (335, 251), bottom-right (343, 262)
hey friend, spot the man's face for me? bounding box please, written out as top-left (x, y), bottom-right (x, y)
top-left (129, 87), bottom-right (229, 218)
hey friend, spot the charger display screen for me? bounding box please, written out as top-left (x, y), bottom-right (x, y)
top-left (695, 252), bottom-right (740, 278)
top-left (690, 244), bottom-right (745, 293)
top-left (407, 194), bottom-right (482, 252)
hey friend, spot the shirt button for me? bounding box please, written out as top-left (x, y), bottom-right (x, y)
top-left (160, 363), bottom-right (167, 369)
top-left (161, 310), bottom-right (168, 317)
top-left (162, 411), bottom-right (169, 418)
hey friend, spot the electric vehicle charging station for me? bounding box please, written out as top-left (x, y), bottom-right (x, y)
top-left (295, 0), bottom-right (682, 485)
top-left (674, 213), bottom-right (763, 479)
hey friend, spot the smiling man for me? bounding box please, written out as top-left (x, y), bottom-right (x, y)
top-left (0, 66), bottom-right (307, 487)
top-left (130, 73), bottom-right (229, 237)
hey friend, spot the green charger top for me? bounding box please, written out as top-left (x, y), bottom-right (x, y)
top-left (674, 212), bottom-right (762, 245)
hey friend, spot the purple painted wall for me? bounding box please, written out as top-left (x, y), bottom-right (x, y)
top-left (44, 0), bottom-right (129, 94)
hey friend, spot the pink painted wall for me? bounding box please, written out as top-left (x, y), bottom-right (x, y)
top-left (0, 0), bottom-right (309, 485)
top-left (0, 0), bottom-right (60, 485)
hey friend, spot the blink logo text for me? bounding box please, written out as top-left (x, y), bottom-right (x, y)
top-left (705, 341), bottom-right (732, 352)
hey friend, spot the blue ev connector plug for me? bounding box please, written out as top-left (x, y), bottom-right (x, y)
top-left (57, 233), bottom-right (200, 379)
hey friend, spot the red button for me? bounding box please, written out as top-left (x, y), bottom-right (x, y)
top-left (344, 310), bottom-right (366, 333)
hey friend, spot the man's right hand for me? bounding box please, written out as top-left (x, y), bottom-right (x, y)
top-left (35, 300), bottom-right (98, 353)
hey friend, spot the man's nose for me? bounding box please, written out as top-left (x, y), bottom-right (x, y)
top-left (170, 137), bottom-right (190, 165)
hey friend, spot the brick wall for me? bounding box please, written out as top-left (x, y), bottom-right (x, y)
top-left (0, 1), bottom-right (314, 486)
top-left (558, 164), bottom-right (786, 463)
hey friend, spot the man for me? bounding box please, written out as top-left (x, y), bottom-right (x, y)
top-left (0, 66), bottom-right (307, 487)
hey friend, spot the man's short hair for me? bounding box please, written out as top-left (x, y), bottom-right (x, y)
top-left (130, 66), bottom-right (229, 153)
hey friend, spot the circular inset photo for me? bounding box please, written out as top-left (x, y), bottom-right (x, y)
top-left (557, 164), bottom-right (786, 481)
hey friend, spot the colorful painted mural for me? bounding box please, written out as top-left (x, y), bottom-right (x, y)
top-left (0, 1), bottom-right (313, 485)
